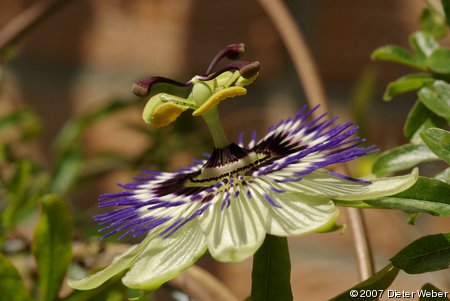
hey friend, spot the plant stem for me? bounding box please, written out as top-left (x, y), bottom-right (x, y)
top-left (258, 0), bottom-right (375, 281)
top-left (0, 0), bottom-right (72, 51)
top-left (202, 107), bottom-right (230, 148)
top-left (169, 265), bottom-right (239, 301)
top-left (346, 208), bottom-right (375, 279)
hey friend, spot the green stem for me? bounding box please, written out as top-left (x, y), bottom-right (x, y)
top-left (202, 107), bottom-right (229, 148)
top-left (251, 234), bottom-right (293, 301)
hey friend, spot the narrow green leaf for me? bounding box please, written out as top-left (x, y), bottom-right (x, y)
top-left (2, 160), bottom-right (32, 231)
top-left (0, 254), bottom-right (32, 301)
top-left (419, 9), bottom-right (448, 39)
top-left (365, 176), bottom-right (450, 216)
top-left (54, 99), bottom-right (139, 155)
top-left (371, 45), bottom-right (426, 70)
top-left (251, 235), bottom-right (292, 301)
top-left (418, 80), bottom-right (450, 121)
top-left (33, 194), bottom-right (73, 301)
top-left (427, 48), bottom-right (450, 73)
top-left (391, 233), bottom-right (450, 274)
top-left (419, 283), bottom-right (450, 300)
top-left (420, 128), bottom-right (450, 164)
top-left (351, 66), bottom-right (377, 135)
top-left (372, 144), bottom-right (438, 176)
top-left (329, 264), bottom-right (399, 301)
top-left (383, 74), bottom-right (434, 101)
top-left (409, 31), bottom-right (440, 58)
top-left (404, 99), bottom-right (447, 142)
top-left (405, 101), bottom-right (428, 139)
top-left (50, 150), bottom-right (83, 194)
top-left (442, 0), bottom-right (450, 27)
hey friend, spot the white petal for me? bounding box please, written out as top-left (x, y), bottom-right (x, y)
top-left (335, 168), bottom-right (419, 201)
top-left (262, 192), bottom-right (337, 236)
top-left (199, 187), bottom-right (269, 262)
top-left (122, 220), bottom-right (207, 290)
top-left (68, 235), bottom-right (152, 290)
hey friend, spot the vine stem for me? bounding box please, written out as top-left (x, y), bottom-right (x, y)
top-left (169, 265), bottom-right (239, 301)
top-left (257, 0), bottom-right (328, 117)
top-left (257, 0), bottom-right (375, 280)
top-left (0, 0), bottom-right (71, 51)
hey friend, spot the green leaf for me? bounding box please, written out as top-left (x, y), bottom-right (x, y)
top-left (419, 80), bottom-right (450, 121)
top-left (419, 283), bottom-right (450, 300)
top-left (427, 48), bottom-right (450, 73)
top-left (365, 176), bottom-right (450, 216)
top-left (50, 149), bottom-right (83, 194)
top-left (33, 194), bottom-right (73, 301)
top-left (329, 264), bottom-right (399, 301)
top-left (419, 9), bottom-right (448, 39)
top-left (251, 235), bottom-right (292, 301)
top-left (421, 128), bottom-right (450, 164)
top-left (0, 254), bottom-right (32, 301)
top-left (372, 144), bottom-right (438, 176)
top-left (371, 45), bottom-right (426, 70)
top-left (391, 233), bottom-right (450, 274)
top-left (409, 31), bottom-right (440, 58)
top-left (442, 0), bottom-right (450, 28)
top-left (2, 160), bottom-right (32, 232)
top-left (404, 100), bottom-right (447, 141)
top-left (383, 74), bottom-right (434, 101)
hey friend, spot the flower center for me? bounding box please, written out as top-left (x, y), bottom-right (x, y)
top-left (191, 143), bottom-right (268, 184)
top-left (153, 143), bottom-right (269, 197)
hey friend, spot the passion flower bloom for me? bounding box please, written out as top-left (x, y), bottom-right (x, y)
top-left (69, 105), bottom-right (417, 290)
top-left (69, 44), bottom-right (417, 291)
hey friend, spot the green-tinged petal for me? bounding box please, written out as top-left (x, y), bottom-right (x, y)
top-left (279, 170), bottom-right (368, 197)
top-left (199, 189), bottom-right (269, 262)
top-left (68, 243), bottom-right (142, 290)
top-left (262, 192), bottom-right (337, 236)
top-left (122, 220), bottom-right (206, 290)
top-left (335, 168), bottom-right (419, 201)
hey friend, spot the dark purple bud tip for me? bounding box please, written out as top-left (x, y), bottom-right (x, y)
top-left (205, 43), bottom-right (246, 75)
top-left (240, 61), bottom-right (260, 79)
top-left (132, 82), bottom-right (150, 97)
top-left (224, 43), bottom-right (246, 60)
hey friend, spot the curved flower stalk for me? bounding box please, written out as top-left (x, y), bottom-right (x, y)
top-left (69, 44), bottom-right (418, 291)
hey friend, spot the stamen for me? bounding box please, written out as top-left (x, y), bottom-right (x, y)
top-left (194, 61), bottom-right (260, 83)
top-left (132, 76), bottom-right (191, 97)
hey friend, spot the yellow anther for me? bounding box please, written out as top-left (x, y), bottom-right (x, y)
top-left (143, 100), bottom-right (189, 128)
top-left (192, 86), bottom-right (247, 116)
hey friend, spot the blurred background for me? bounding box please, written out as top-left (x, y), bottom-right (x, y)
top-left (1, 0), bottom-right (449, 300)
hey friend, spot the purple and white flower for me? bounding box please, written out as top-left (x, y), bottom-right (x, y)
top-left (69, 105), bottom-right (417, 290)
